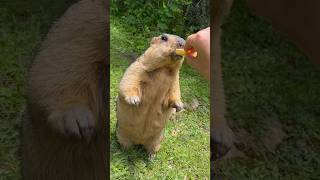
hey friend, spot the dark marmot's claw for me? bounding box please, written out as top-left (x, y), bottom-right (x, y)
top-left (125, 96), bottom-right (141, 106)
top-left (48, 105), bottom-right (96, 142)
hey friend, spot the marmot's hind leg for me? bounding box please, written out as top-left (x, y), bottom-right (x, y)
top-left (116, 125), bottom-right (133, 149)
top-left (144, 131), bottom-right (164, 160)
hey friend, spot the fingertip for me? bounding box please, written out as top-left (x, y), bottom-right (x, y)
top-left (184, 42), bottom-right (192, 51)
top-left (184, 34), bottom-right (196, 50)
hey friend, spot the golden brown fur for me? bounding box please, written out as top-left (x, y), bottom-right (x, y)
top-left (21, 0), bottom-right (108, 179)
top-left (116, 34), bottom-right (185, 158)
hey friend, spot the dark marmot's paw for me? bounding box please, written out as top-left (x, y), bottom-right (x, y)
top-left (125, 96), bottom-right (141, 106)
top-left (48, 105), bottom-right (96, 142)
top-left (211, 122), bottom-right (234, 160)
top-left (171, 101), bottom-right (184, 112)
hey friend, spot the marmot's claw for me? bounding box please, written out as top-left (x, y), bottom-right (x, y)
top-left (125, 96), bottom-right (141, 106)
top-left (172, 101), bottom-right (183, 112)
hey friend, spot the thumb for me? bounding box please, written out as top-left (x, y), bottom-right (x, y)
top-left (185, 56), bottom-right (197, 67)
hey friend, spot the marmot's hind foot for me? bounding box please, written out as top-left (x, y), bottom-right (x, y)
top-left (148, 153), bottom-right (156, 161)
top-left (116, 131), bottom-right (133, 150)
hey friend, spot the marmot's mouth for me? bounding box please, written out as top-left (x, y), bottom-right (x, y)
top-left (171, 52), bottom-right (184, 61)
top-left (175, 54), bottom-right (183, 59)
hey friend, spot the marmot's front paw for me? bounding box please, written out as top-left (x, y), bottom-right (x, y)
top-left (171, 101), bottom-right (184, 112)
top-left (212, 122), bottom-right (234, 160)
top-left (48, 105), bottom-right (96, 142)
top-left (125, 96), bottom-right (141, 106)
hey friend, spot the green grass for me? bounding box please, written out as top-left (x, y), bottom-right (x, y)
top-left (215, 0), bottom-right (320, 179)
top-left (110, 19), bottom-right (210, 179)
top-left (0, 1), bottom-right (75, 179)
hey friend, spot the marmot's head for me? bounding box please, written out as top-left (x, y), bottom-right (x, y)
top-left (139, 34), bottom-right (185, 71)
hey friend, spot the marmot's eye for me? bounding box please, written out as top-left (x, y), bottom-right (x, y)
top-left (161, 35), bottom-right (168, 41)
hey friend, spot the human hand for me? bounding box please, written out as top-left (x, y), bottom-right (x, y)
top-left (184, 27), bottom-right (210, 81)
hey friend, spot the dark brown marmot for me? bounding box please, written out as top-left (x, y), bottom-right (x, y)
top-left (21, 0), bottom-right (108, 179)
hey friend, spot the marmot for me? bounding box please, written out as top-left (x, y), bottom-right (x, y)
top-left (21, 0), bottom-right (108, 179)
top-left (116, 34), bottom-right (185, 159)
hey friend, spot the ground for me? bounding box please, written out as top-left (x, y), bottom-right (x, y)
top-left (109, 19), bottom-right (210, 179)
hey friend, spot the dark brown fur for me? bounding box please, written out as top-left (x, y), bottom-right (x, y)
top-left (21, 0), bottom-right (108, 179)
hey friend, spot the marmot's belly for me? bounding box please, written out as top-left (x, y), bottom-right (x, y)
top-left (117, 73), bottom-right (175, 144)
top-left (117, 96), bottom-right (173, 145)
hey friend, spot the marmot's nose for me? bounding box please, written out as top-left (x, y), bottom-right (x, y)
top-left (177, 37), bottom-right (185, 48)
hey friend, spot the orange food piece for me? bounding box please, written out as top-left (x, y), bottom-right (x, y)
top-left (175, 49), bottom-right (197, 58)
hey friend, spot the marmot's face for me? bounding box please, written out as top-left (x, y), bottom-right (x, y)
top-left (142, 34), bottom-right (185, 70)
top-left (151, 34), bottom-right (185, 60)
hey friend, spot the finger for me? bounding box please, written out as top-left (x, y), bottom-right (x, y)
top-left (184, 33), bottom-right (197, 50)
top-left (198, 27), bottom-right (210, 35)
top-left (202, 27), bottom-right (210, 32)
top-left (185, 56), bottom-right (197, 66)
top-left (186, 53), bottom-right (196, 59)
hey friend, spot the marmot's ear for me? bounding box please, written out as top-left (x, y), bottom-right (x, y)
top-left (150, 37), bottom-right (157, 45)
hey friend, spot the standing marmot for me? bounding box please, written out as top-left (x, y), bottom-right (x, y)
top-left (21, 0), bottom-right (108, 179)
top-left (116, 34), bottom-right (185, 159)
